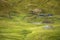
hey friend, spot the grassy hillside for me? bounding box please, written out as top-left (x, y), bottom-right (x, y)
top-left (0, 0), bottom-right (60, 40)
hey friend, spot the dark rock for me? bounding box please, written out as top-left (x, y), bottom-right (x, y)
top-left (47, 14), bottom-right (53, 17)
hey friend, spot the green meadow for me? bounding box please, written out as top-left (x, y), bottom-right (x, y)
top-left (0, 0), bottom-right (60, 40)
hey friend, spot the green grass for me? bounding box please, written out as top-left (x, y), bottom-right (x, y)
top-left (0, 14), bottom-right (60, 40)
top-left (0, 0), bottom-right (60, 40)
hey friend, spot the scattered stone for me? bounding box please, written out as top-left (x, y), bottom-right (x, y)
top-left (38, 13), bottom-right (53, 17)
top-left (43, 25), bottom-right (53, 30)
top-left (47, 14), bottom-right (53, 17)
top-left (32, 22), bottom-right (42, 25)
top-left (39, 13), bottom-right (45, 17)
top-left (42, 20), bottom-right (53, 24)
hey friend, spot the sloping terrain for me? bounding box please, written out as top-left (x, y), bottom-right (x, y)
top-left (0, 0), bottom-right (60, 40)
